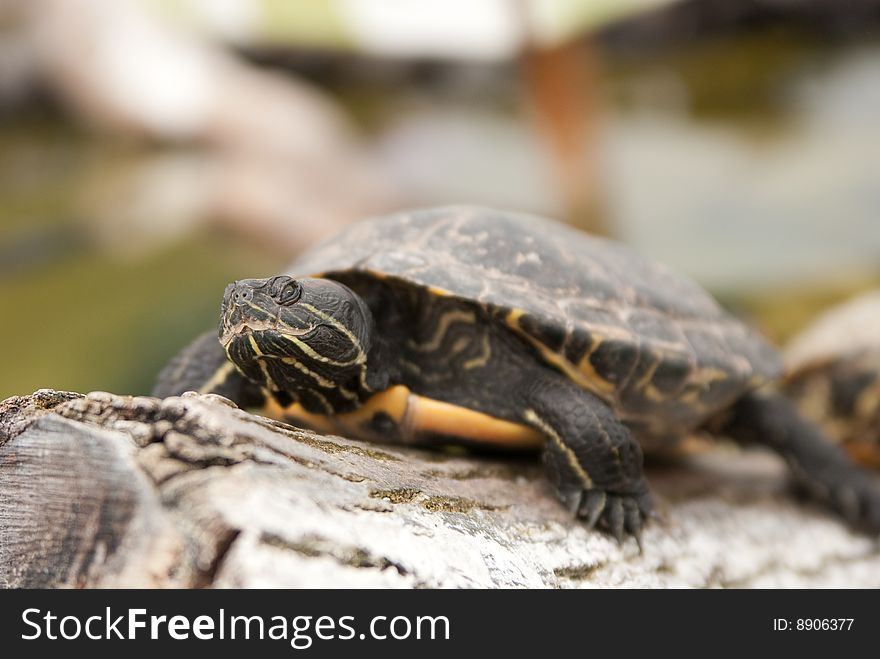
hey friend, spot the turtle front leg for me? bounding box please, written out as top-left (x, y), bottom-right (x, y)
top-left (152, 329), bottom-right (266, 409)
top-left (522, 375), bottom-right (653, 543)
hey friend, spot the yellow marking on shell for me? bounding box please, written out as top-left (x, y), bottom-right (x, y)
top-left (749, 373), bottom-right (770, 387)
top-left (323, 268), bottom-right (388, 282)
top-left (463, 334), bottom-right (492, 370)
top-left (408, 310), bottom-right (476, 352)
top-left (264, 385), bottom-right (544, 449)
top-left (672, 366), bottom-right (732, 409)
top-left (792, 376), bottom-right (832, 426)
top-left (575, 337), bottom-right (620, 396)
top-left (427, 285), bottom-right (452, 297)
top-left (643, 385), bottom-right (665, 403)
top-left (634, 361), bottom-right (666, 403)
top-left (197, 362), bottom-right (237, 394)
top-left (506, 309), bottom-right (616, 399)
top-left (634, 361), bottom-right (659, 391)
top-left (676, 388), bottom-right (711, 417)
top-left (280, 333), bottom-right (364, 368)
top-left (692, 366), bottom-right (730, 384)
top-left (524, 409), bottom-right (593, 488)
top-left (854, 380), bottom-right (880, 420)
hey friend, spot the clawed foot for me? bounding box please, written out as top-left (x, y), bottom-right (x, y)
top-left (559, 485), bottom-right (654, 548)
top-left (806, 470), bottom-right (880, 534)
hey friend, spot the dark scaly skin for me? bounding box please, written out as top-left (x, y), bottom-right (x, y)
top-left (527, 379), bottom-right (652, 542)
top-left (153, 330), bottom-right (263, 406)
top-left (719, 391), bottom-right (880, 531)
top-left (153, 206), bottom-right (880, 542)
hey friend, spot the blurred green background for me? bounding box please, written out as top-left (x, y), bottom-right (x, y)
top-left (1, 0), bottom-right (879, 400)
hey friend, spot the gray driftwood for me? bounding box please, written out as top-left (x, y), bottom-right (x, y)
top-left (1, 389), bottom-right (879, 588)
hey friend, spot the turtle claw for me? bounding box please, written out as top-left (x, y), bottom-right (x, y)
top-left (607, 496), bottom-right (625, 543)
top-left (624, 499), bottom-right (644, 553)
top-left (568, 486), bottom-right (653, 547)
top-left (838, 473), bottom-right (880, 534)
top-left (578, 490), bottom-right (606, 529)
top-left (562, 490), bottom-right (582, 516)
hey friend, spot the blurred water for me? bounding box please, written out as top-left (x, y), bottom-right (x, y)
top-left (0, 117), bottom-right (277, 398)
top-left (1, 30), bottom-right (879, 399)
top-left (606, 39), bottom-right (880, 294)
top-left (373, 33), bottom-right (880, 293)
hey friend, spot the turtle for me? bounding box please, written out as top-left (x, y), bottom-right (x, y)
top-left (153, 205), bottom-right (880, 541)
top-left (784, 291), bottom-right (880, 469)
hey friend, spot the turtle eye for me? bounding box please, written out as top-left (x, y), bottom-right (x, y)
top-left (274, 280), bottom-right (302, 306)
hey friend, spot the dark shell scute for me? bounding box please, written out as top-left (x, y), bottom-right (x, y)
top-left (589, 339), bottom-right (641, 387)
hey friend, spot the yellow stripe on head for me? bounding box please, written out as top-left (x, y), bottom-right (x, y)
top-left (279, 356), bottom-right (359, 401)
top-left (300, 303), bottom-right (366, 355)
top-left (280, 332), bottom-right (364, 367)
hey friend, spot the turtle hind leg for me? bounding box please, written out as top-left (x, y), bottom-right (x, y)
top-left (718, 390), bottom-right (880, 533)
top-left (522, 376), bottom-right (653, 544)
top-left (152, 329), bottom-right (266, 409)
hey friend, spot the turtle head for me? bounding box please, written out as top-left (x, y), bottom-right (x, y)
top-left (219, 275), bottom-right (380, 412)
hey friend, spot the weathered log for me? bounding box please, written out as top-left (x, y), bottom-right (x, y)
top-left (1, 389), bottom-right (878, 588)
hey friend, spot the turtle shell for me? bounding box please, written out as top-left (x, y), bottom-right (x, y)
top-left (784, 291), bottom-right (880, 467)
top-left (291, 206), bottom-right (780, 433)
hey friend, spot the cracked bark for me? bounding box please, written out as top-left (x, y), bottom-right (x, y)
top-left (1, 389), bottom-right (878, 588)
